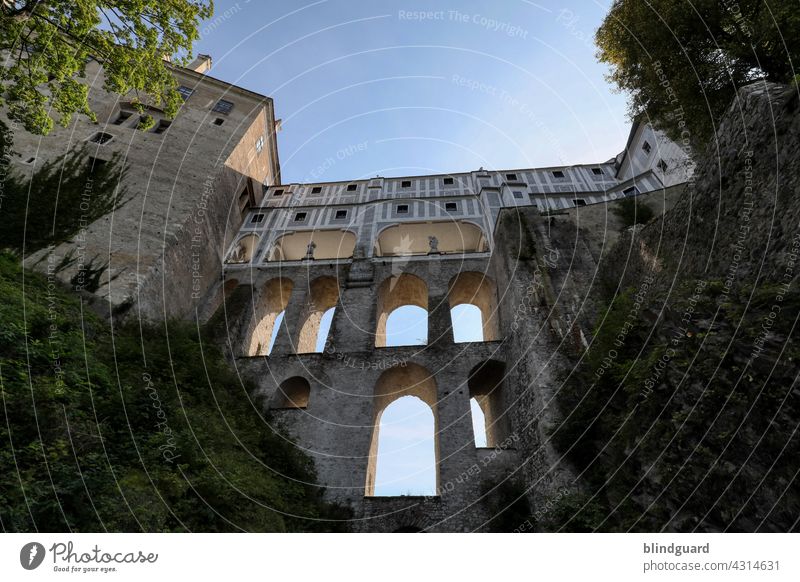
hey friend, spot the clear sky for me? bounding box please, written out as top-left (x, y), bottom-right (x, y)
top-left (194, 0), bottom-right (630, 184)
top-left (199, 0), bottom-right (630, 494)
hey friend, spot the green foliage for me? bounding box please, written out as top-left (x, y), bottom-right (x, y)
top-left (0, 1), bottom-right (212, 136)
top-left (596, 0), bottom-right (800, 146)
top-left (0, 254), bottom-right (349, 531)
top-left (551, 280), bottom-right (800, 531)
top-left (0, 148), bottom-right (125, 253)
top-left (612, 197), bottom-right (655, 230)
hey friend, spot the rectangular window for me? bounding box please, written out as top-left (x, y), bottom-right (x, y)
top-left (657, 159), bottom-right (668, 172)
top-left (311, 186), bottom-right (322, 194)
top-left (113, 111), bottom-right (132, 125)
top-left (273, 189), bottom-right (284, 197)
top-left (212, 117), bottom-right (224, 126)
top-left (251, 213), bottom-right (265, 224)
top-left (513, 191), bottom-right (524, 199)
top-left (212, 99), bottom-right (234, 114)
top-left (346, 184), bottom-right (357, 191)
top-left (294, 212), bottom-right (307, 222)
top-left (592, 167), bottom-right (603, 175)
top-left (255, 135), bottom-right (265, 153)
top-left (623, 187), bottom-right (638, 197)
top-left (506, 173), bottom-right (518, 181)
top-left (334, 209), bottom-right (348, 220)
top-left (396, 204), bottom-right (409, 214)
top-left (177, 86), bottom-right (194, 100)
top-left (445, 202), bottom-right (458, 212)
top-left (401, 180), bottom-right (411, 188)
top-left (88, 132), bottom-right (113, 145)
top-left (573, 199), bottom-right (587, 207)
top-left (642, 140), bottom-right (652, 154)
top-left (443, 177), bottom-right (454, 185)
top-left (152, 120), bottom-right (171, 134)
top-left (552, 170), bottom-right (565, 178)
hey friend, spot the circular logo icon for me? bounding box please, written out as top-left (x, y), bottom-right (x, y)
top-left (20, 542), bottom-right (46, 570)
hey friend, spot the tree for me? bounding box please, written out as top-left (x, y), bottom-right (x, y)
top-left (0, 1), bottom-right (213, 137)
top-left (596, 0), bottom-right (800, 148)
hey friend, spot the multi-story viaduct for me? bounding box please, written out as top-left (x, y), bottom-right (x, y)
top-left (8, 55), bottom-right (691, 532)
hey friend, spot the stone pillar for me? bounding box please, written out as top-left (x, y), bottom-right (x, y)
top-left (329, 258), bottom-right (377, 352)
top-left (427, 292), bottom-right (454, 348)
top-left (434, 368), bottom-right (479, 497)
top-left (270, 284), bottom-right (306, 355)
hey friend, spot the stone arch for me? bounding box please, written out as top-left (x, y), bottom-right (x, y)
top-left (447, 272), bottom-right (500, 341)
top-left (373, 220), bottom-right (488, 257)
top-left (375, 273), bottom-right (428, 347)
top-left (272, 376), bottom-right (311, 409)
top-left (365, 363), bottom-right (440, 496)
top-left (467, 360), bottom-right (508, 448)
top-left (227, 234), bottom-right (260, 263)
top-left (296, 276), bottom-right (341, 353)
top-left (247, 277), bottom-right (294, 356)
top-left (267, 229), bottom-right (356, 261)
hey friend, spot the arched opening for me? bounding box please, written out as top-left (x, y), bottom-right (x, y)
top-left (268, 229), bottom-right (356, 261)
top-left (247, 278), bottom-right (293, 356)
top-left (470, 397), bottom-right (488, 447)
top-left (385, 305), bottom-right (428, 347)
top-left (366, 363), bottom-right (439, 496)
top-left (450, 304), bottom-right (484, 343)
top-left (296, 276), bottom-right (340, 353)
top-left (448, 272), bottom-right (500, 342)
top-left (272, 376), bottom-right (311, 409)
top-left (373, 221), bottom-right (488, 256)
top-left (372, 396), bottom-right (436, 496)
top-left (375, 273), bottom-right (428, 347)
top-left (227, 234), bottom-right (259, 263)
top-left (468, 360), bottom-right (508, 448)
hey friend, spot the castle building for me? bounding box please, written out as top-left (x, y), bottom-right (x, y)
top-left (8, 55), bottom-right (692, 531)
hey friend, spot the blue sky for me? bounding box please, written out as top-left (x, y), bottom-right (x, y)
top-left (194, 0), bottom-right (630, 184)
top-left (200, 0), bottom-right (629, 493)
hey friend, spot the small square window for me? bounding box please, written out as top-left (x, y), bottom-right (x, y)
top-left (573, 199), bottom-right (587, 207)
top-left (335, 209), bottom-right (348, 220)
top-left (88, 157), bottom-right (107, 172)
top-left (212, 118), bottom-right (225, 126)
top-left (443, 177), bottom-right (454, 185)
top-left (401, 180), bottom-right (411, 188)
top-left (255, 135), bottom-right (265, 153)
top-left (623, 187), bottom-right (638, 197)
top-left (657, 159), bottom-right (668, 172)
top-left (445, 202), bottom-right (458, 212)
top-left (506, 173), bottom-right (518, 181)
top-left (251, 213), bottom-right (265, 224)
top-left (346, 184), bottom-right (357, 191)
top-left (273, 189), bottom-right (284, 197)
top-left (396, 204), bottom-right (409, 214)
top-left (592, 167), bottom-right (604, 176)
top-left (177, 86), bottom-right (194, 100)
top-left (88, 132), bottom-right (113, 145)
top-left (642, 141), bottom-right (652, 154)
top-left (552, 170), bottom-right (565, 178)
top-left (212, 99), bottom-right (234, 114)
top-left (311, 186), bottom-right (322, 194)
top-left (513, 191), bottom-right (524, 199)
top-left (152, 120), bottom-right (171, 134)
top-left (113, 110), bottom-right (132, 125)
top-left (294, 212), bottom-right (307, 222)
